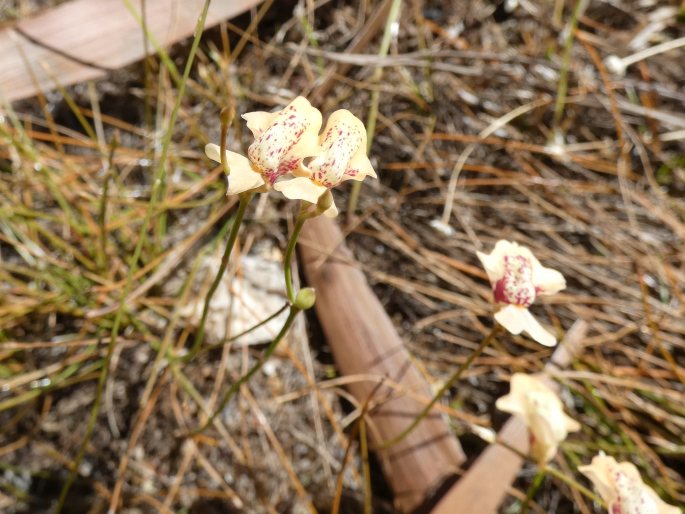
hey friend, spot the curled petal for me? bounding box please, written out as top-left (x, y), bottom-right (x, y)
top-left (244, 96), bottom-right (322, 183)
top-left (580, 454), bottom-right (680, 514)
top-left (205, 144), bottom-right (265, 194)
top-left (274, 177), bottom-right (339, 217)
top-left (495, 373), bottom-right (556, 418)
top-left (579, 454), bottom-right (617, 506)
top-left (533, 265), bottom-right (566, 296)
top-left (527, 390), bottom-right (579, 463)
top-left (307, 109), bottom-right (376, 188)
top-left (242, 110), bottom-right (278, 137)
top-left (476, 249), bottom-right (505, 285)
top-left (529, 410), bottom-right (562, 464)
top-left (495, 389), bottom-right (528, 419)
top-left (477, 240), bottom-right (524, 284)
top-left (274, 176), bottom-right (327, 204)
top-left (494, 304), bottom-right (557, 347)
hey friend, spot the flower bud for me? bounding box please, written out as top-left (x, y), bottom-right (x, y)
top-left (315, 190), bottom-right (334, 216)
top-left (294, 287), bottom-right (316, 310)
top-left (220, 105), bottom-right (235, 128)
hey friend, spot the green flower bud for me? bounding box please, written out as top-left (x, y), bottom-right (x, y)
top-left (315, 189), bottom-right (334, 216)
top-left (294, 287), bottom-right (316, 310)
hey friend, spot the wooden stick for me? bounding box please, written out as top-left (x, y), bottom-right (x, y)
top-left (0, 0), bottom-right (262, 103)
top-left (299, 216), bottom-right (466, 513)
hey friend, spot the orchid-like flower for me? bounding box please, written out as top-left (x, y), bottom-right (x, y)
top-left (205, 96), bottom-right (322, 195)
top-left (495, 373), bottom-right (580, 465)
top-left (579, 453), bottom-right (680, 514)
top-left (477, 240), bottom-right (566, 346)
top-left (273, 109), bottom-right (377, 217)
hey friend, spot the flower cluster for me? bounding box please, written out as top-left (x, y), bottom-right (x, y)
top-left (203, 97), bottom-right (678, 514)
top-left (205, 96), bottom-right (376, 217)
top-left (478, 242), bottom-right (678, 513)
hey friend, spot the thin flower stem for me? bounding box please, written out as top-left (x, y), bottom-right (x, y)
top-left (188, 306), bottom-right (301, 436)
top-left (347, 0), bottom-right (402, 218)
top-left (96, 138), bottom-right (117, 272)
top-left (552, 0), bottom-right (587, 133)
top-left (198, 302), bottom-right (290, 354)
top-left (184, 192), bottom-right (253, 363)
top-left (541, 464), bottom-right (605, 506)
top-left (360, 417), bottom-right (373, 514)
top-left (520, 468), bottom-right (546, 514)
top-left (382, 324), bottom-right (501, 449)
top-left (284, 211), bottom-right (308, 304)
top-left (493, 438), bottom-right (606, 508)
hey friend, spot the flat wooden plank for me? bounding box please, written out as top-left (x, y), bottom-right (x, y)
top-left (0, 0), bottom-right (261, 102)
top-left (299, 216), bottom-right (466, 513)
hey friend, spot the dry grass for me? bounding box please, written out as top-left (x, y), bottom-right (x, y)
top-left (0, 0), bottom-right (684, 513)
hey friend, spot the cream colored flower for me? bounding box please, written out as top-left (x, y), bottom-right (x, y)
top-left (205, 96), bottom-right (322, 195)
top-left (579, 453), bottom-right (680, 514)
top-left (477, 240), bottom-right (565, 346)
top-left (274, 109), bottom-right (377, 217)
top-left (495, 373), bottom-right (580, 464)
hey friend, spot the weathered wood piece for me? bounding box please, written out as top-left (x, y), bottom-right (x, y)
top-left (299, 216), bottom-right (466, 512)
top-left (0, 0), bottom-right (261, 103)
top-left (430, 320), bottom-right (588, 514)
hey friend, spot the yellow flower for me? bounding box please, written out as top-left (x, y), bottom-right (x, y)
top-left (579, 453), bottom-right (680, 514)
top-left (495, 373), bottom-right (580, 464)
top-left (205, 96), bottom-right (322, 195)
top-left (477, 240), bottom-right (565, 346)
top-left (273, 109), bottom-right (377, 217)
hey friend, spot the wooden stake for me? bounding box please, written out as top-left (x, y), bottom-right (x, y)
top-left (299, 216), bottom-right (466, 513)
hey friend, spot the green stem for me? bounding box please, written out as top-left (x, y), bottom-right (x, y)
top-left (96, 138), bottom-right (117, 271)
top-left (494, 438), bottom-right (606, 507)
top-left (382, 324), bottom-right (501, 449)
top-left (188, 306), bottom-right (301, 436)
top-left (541, 464), bottom-right (605, 506)
top-left (360, 417), bottom-right (373, 514)
top-left (200, 302), bottom-right (290, 353)
top-left (347, 0), bottom-right (402, 218)
top-left (520, 468), bottom-right (546, 514)
top-left (284, 213), bottom-right (307, 304)
top-left (552, 0), bottom-right (586, 134)
top-left (151, 0), bottom-right (213, 246)
top-left (184, 192), bottom-right (253, 363)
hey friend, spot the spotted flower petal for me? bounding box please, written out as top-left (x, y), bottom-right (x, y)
top-left (477, 240), bottom-right (565, 346)
top-left (305, 109), bottom-right (376, 187)
top-left (275, 109), bottom-right (376, 217)
top-left (496, 373), bottom-right (580, 464)
top-left (579, 454), bottom-right (680, 514)
top-left (243, 96), bottom-right (322, 185)
top-left (205, 144), bottom-right (266, 194)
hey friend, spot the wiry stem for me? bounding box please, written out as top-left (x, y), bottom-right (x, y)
top-left (382, 324), bottom-right (501, 449)
top-left (188, 306), bottom-right (300, 436)
top-left (184, 192), bottom-right (253, 363)
top-left (347, 0), bottom-right (402, 218)
top-left (284, 211), bottom-right (308, 304)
